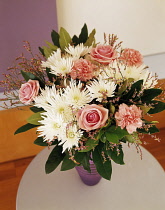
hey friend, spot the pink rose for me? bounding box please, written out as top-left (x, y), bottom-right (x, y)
top-left (115, 103), bottom-right (142, 134)
top-left (77, 104), bottom-right (109, 131)
top-left (19, 79), bottom-right (40, 105)
top-left (70, 58), bottom-right (96, 81)
top-left (119, 48), bottom-right (143, 67)
top-left (90, 45), bottom-right (117, 65)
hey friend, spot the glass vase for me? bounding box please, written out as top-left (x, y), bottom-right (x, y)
top-left (75, 160), bottom-right (102, 186)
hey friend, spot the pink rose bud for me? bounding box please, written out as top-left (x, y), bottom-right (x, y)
top-left (19, 79), bottom-right (40, 105)
top-left (70, 58), bottom-right (96, 81)
top-left (119, 48), bottom-right (143, 67)
top-left (90, 44), bottom-right (117, 65)
top-left (77, 104), bottom-right (109, 131)
top-left (115, 103), bottom-right (142, 134)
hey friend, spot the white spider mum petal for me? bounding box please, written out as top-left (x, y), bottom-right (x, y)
top-left (34, 85), bottom-right (57, 110)
top-left (37, 111), bottom-right (66, 142)
top-left (41, 49), bottom-right (62, 69)
top-left (64, 80), bottom-right (92, 108)
top-left (65, 43), bottom-right (92, 59)
top-left (50, 57), bottom-right (73, 76)
top-left (60, 124), bottom-right (83, 152)
top-left (87, 78), bottom-right (116, 102)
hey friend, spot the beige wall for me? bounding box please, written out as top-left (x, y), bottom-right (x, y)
top-left (56, 0), bottom-right (165, 56)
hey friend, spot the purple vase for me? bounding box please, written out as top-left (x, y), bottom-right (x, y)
top-left (75, 160), bottom-right (102, 186)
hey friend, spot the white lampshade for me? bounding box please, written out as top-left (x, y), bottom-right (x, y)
top-left (56, 0), bottom-right (165, 56)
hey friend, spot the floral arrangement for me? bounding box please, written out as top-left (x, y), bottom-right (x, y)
top-left (1, 24), bottom-right (165, 180)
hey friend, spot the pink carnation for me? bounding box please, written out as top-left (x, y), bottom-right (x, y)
top-left (90, 45), bottom-right (117, 65)
top-left (115, 103), bottom-right (142, 134)
top-left (70, 58), bottom-right (95, 81)
top-left (77, 104), bottom-right (109, 131)
top-left (19, 79), bottom-right (40, 105)
top-left (119, 48), bottom-right (143, 67)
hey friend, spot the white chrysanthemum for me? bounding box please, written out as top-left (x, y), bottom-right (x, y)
top-left (34, 85), bottom-right (57, 110)
top-left (65, 43), bottom-right (92, 59)
top-left (124, 64), bottom-right (146, 81)
top-left (60, 124), bottom-right (83, 152)
top-left (102, 61), bottom-right (126, 82)
top-left (37, 111), bottom-right (66, 142)
top-left (47, 93), bottom-right (74, 123)
top-left (50, 57), bottom-right (73, 76)
top-left (64, 80), bottom-right (92, 108)
top-left (87, 78), bottom-right (116, 102)
top-left (140, 69), bottom-right (158, 89)
top-left (41, 49), bottom-right (62, 68)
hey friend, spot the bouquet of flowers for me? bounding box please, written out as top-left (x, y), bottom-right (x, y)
top-left (1, 24), bottom-right (165, 180)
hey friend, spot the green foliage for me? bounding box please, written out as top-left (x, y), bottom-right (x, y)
top-left (51, 30), bottom-right (60, 47)
top-left (84, 29), bottom-right (96, 47)
top-left (79, 138), bottom-right (99, 152)
top-left (38, 46), bottom-right (45, 56)
top-left (117, 78), bottom-right (134, 95)
top-left (78, 152), bottom-right (91, 172)
top-left (106, 145), bottom-right (124, 165)
top-left (34, 137), bottom-right (58, 147)
top-left (104, 126), bottom-right (128, 144)
top-left (45, 145), bottom-right (65, 174)
top-left (72, 35), bottom-right (79, 45)
top-left (148, 101), bottom-right (165, 114)
top-left (27, 112), bottom-right (44, 125)
top-left (121, 80), bottom-right (143, 101)
top-left (21, 70), bottom-right (39, 82)
top-left (79, 23), bottom-right (88, 44)
top-left (14, 123), bottom-right (38, 135)
top-left (42, 46), bottom-right (53, 58)
top-left (92, 142), bottom-right (112, 180)
top-left (61, 151), bottom-right (76, 171)
top-left (137, 125), bottom-right (159, 134)
top-left (141, 89), bottom-right (162, 103)
top-left (30, 106), bottom-right (44, 113)
top-left (59, 27), bottom-right (72, 50)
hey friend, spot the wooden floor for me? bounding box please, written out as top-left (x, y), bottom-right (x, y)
top-left (0, 131), bottom-right (165, 210)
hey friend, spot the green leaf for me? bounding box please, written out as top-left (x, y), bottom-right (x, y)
top-left (123, 133), bottom-right (140, 143)
top-left (79, 23), bottom-right (88, 44)
top-left (105, 126), bottom-right (129, 144)
top-left (34, 138), bottom-right (58, 147)
top-left (34, 137), bottom-right (48, 146)
top-left (79, 138), bottom-right (99, 152)
top-left (51, 30), bottom-right (60, 47)
top-left (61, 152), bottom-right (76, 171)
top-left (117, 78), bottom-right (134, 95)
top-left (137, 125), bottom-right (159, 134)
top-left (45, 145), bottom-right (64, 174)
top-left (141, 89), bottom-right (162, 103)
top-left (84, 29), bottom-right (96, 46)
top-left (27, 112), bottom-right (44, 125)
top-left (45, 41), bottom-right (58, 51)
top-left (38, 47), bottom-right (45, 56)
top-left (148, 100), bottom-right (165, 114)
top-left (92, 143), bottom-right (112, 180)
top-left (42, 46), bottom-right (53, 58)
top-left (122, 80), bottom-right (143, 101)
top-left (21, 70), bottom-right (38, 82)
top-left (59, 27), bottom-right (71, 50)
top-left (106, 145), bottom-right (124, 165)
top-left (138, 105), bottom-right (151, 114)
top-left (72, 35), bottom-right (79, 45)
top-left (30, 106), bottom-right (44, 113)
top-left (14, 123), bottom-right (38, 135)
top-left (80, 153), bottom-right (91, 172)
